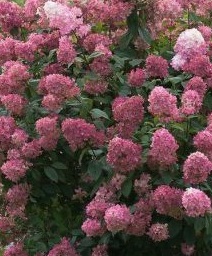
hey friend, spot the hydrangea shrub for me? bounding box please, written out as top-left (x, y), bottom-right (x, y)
top-left (1, 0), bottom-right (212, 255)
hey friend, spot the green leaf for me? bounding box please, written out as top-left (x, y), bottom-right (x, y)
top-left (80, 237), bottom-right (95, 247)
top-left (129, 59), bottom-right (143, 67)
top-left (87, 160), bottom-right (103, 180)
top-left (44, 167), bottom-right (59, 183)
top-left (194, 217), bottom-right (205, 233)
top-left (51, 162), bottom-right (68, 170)
top-left (138, 27), bottom-right (152, 45)
top-left (90, 108), bottom-right (110, 120)
top-left (88, 51), bottom-right (103, 59)
top-left (168, 220), bottom-right (182, 238)
top-left (121, 178), bottom-right (133, 197)
top-left (183, 226), bottom-right (196, 245)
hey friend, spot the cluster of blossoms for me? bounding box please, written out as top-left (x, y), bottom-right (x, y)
top-left (112, 96), bottom-right (144, 138)
top-left (153, 185), bottom-right (183, 219)
top-left (182, 188), bottom-right (211, 217)
top-left (0, 0), bottom-right (212, 255)
top-left (38, 74), bottom-right (80, 111)
top-left (106, 137), bottom-right (142, 173)
top-left (62, 118), bottom-right (104, 151)
top-left (47, 238), bottom-right (78, 256)
top-left (148, 128), bottom-right (179, 169)
top-left (148, 86), bottom-right (179, 122)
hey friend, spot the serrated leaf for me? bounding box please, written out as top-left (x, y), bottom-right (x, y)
top-left (90, 108), bottom-right (110, 120)
top-left (44, 167), bottom-right (58, 183)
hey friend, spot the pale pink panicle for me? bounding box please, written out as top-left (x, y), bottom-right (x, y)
top-left (0, 116), bottom-right (16, 151)
top-left (127, 68), bottom-right (146, 87)
top-left (38, 134), bottom-right (59, 151)
top-left (3, 243), bottom-right (28, 256)
top-left (11, 129), bottom-right (29, 148)
top-left (90, 56), bottom-right (112, 77)
top-left (174, 28), bottom-right (206, 59)
top-left (127, 198), bottom-right (152, 236)
top-left (182, 188), bottom-right (211, 217)
top-left (83, 0), bottom-right (133, 24)
top-left (81, 218), bottom-right (105, 237)
top-left (183, 55), bottom-right (212, 77)
top-left (193, 130), bottom-right (212, 156)
top-left (62, 118), bottom-right (104, 151)
top-left (1, 94), bottom-right (27, 116)
top-left (153, 185), bottom-right (183, 219)
top-left (181, 243), bottom-right (195, 256)
top-left (47, 237), bottom-right (78, 256)
top-left (145, 55), bottom-right (169, 78)
top-left (95, 44), bottom-right (112, 58)
top-left (110, 173), bottom-right (126, 191)
top-left (183, 152), bottom-right (212, 184)
top-left (198, 25), bottom-right (212, 42)
top-left (57, 36), bottom-right (77, 65)
top-left (0, 216), bottom-right (14, 232)
top-left (171, 54), bottom-right (186, 71)
top-left (147, 223), bottom-right (169, 242)
top-left (0, 1), bottom-right (23, 33)
top-left (148, 128), bottom-right (179, 169)
top-left (42, 94), bottom-right (63, 111)
top-left (24, 0), bottom-right (45, 20)
top-left (104, 204), bottom-right (131, 233)
top-left (7, 149), bottom-right (22, 160)
top-left (86, 200), bottom-right (112, 218)
top-left (184, 76), bottom-right (207, 100)
top-left (84, 80), bottom-right (108, 95)
top-left (21, 140), bottom-right (42, 159)
top-left (148, 86), bottom-right (179, 122)
top-left (91, 244), bottom-right (108, 256)
top-left (134, 173), bottom-right (151, 196)
top-left (43, 63), bottom-right (64, 75)
top-left (36, 117), bottom-right (59, 137)
top-left (107, 137), bottom-right (142, 173)
top-left (112, 96), bottom-right (144, 123)
top-left (0, 38), bottom-right (16, 65)
top-left (38, 74), bottom-right (80, 100)
top-left (83, 33), bottom-right (112, 53)
top-left (1, 159), bottom-right (30, 182)
top-left (157, 0), bottom-right (182, 19)
top-left (180, 90), bottom-right (202, 116)
top-left (6, 183), bottom-right (30, 218)
top-left (43, 1), bottom-right (84, 35)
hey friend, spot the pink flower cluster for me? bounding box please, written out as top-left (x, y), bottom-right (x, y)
top-left (84, 80), bottom-right (108, 95)
top-left (148, 128), bottom-right (179, 169)
top-left (1, 159), bottom-right (30, 182)
top-left (81, 218), bottom-right (105, 237)
top-left (62, 118), bottom-right (104, 151)
top-left (38, 74), bottom-right (80, 111)
top-left (148, 86), bottom-right (179, 122)
top-left (57, 36), bottom-right (77, 65)
top-left (6, 183), bottom-right (30, 218)
top-left (153, 185), bottom-right (183, 219)
top-left (104, 204), bottom-right (131, 233)
top-left (112, 96), bottom-right (144, 138)
top-left (145, 55), bottom-right (169, 78)
top-left (182, 188), bottom-right (211, 217)
top-left (35, 116), bottom-right (60, 151)
top-left (4, 243), bottom-right (28, 256)
top-left (91, 245), bottom-right (108, 256)
top-left (147, 223), bottom-right (169, 242)
top-left (48, 238), bottom-right (78, 256)
top-left (183, 152), bottom-right (212, 184)
top-left (107, 137), bottom-right (142, 173)
top-left (127, 68), bottom-right (146, 87)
